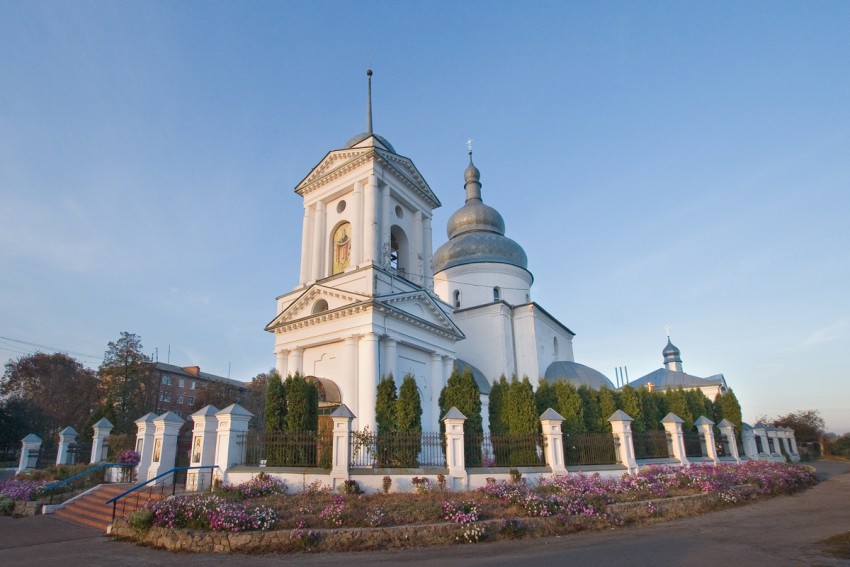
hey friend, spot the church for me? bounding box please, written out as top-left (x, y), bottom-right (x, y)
top-left (265, 72), bottom-right (722, 433)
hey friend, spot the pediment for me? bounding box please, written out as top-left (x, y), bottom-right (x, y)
top-left (294, 147), bottom-right (440, 208)
top-left (375, 290), bottom-right (464, 338)
top-left (265, 284), bottom-right (369, 330)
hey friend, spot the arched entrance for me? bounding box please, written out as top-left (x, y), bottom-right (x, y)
top-left (304, 375), bottom-right (342, 415)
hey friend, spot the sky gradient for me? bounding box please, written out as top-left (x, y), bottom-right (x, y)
top-left (2, 2), bottom-right (848, 432)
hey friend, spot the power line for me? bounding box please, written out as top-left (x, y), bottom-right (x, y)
top-left (0, 335), bottom-right (103, 361)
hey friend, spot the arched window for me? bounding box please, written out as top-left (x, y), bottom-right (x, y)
top-left (493, 287), bottom-right (501, 302)
top-left (331, 222), bottom-right (352, 275)
top-left (389, 225), bottom-right (409, 275)
top-left (453, 290), bottom-right (461, 308)
top-left (312, 299), bottom-right (329, 314)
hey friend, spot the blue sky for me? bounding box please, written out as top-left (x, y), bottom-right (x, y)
top-left (2, 2), bottom-right (848, 432)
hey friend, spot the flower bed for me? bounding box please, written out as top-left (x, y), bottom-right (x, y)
top-left (117, 462), bottom-right (816, 552)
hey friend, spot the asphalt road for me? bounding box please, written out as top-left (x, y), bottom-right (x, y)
top-left (2, 461), bottom-right (848, 567)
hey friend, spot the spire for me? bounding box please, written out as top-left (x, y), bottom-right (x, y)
top-left (366, 69), bottom-right (373, 134)
top-left (464, 140), bottom-right (482, 202)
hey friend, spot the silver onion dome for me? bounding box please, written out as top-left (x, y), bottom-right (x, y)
top-left (544, 361), bottom-right (616, 390)
top-left (433, 154), bottom-right (528, 273)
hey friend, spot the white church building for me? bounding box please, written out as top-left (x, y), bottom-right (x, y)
top-left (266, 72), bottom-right (691, 433)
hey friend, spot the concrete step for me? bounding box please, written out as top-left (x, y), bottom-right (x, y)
top-left (51, 483), bottom-right (163, 531)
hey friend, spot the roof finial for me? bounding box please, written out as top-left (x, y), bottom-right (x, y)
top-left (366, 69), bottom-right (373, 134)
top-left (467, 138), bottom-right (473, 156)
top-left (665, 325), bottom-right (671, 339)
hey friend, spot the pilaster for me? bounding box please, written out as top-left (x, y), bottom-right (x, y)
top-left (442, 407), bottom-right (468, 490)
top-left (187, 405), bottom-right (219, 491)
top-left (90, 418), bottom-right (113, 464)
top-left (357, 333), bottom-right (379, 432)
top-left (695, 416), bottom-right (718, 463)
top-left (56, 427), bottom-right (78, 465)
top-left (147, 411), bottom-right (184, 482)
top-left (661, 412), bottom-right (690, 466)
top-left (608, 410), bottom-right (638, 474)
top-left (717, 419), bottom-right (740, 463)
top-left (330, 405), bottom-right (355, 488)
top-left (134, 412), bottom-right (158, 481)
top-left (540, 408), bottom-right (567, 476)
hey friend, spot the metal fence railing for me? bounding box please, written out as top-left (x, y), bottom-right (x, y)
top-left (684, 431), bottom-right (704, 458)
top-left (632, 430), bottom-right (671, 460)
top-left (470, 433), bottom-right (546, 467)
top-left (350, 431), bottom-right (445, 468)
top-left (241, 430), bottom-right (333, 468)
top-left (563, 432), bottom-right (618, 466)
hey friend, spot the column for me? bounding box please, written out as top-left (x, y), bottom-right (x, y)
top-left (17, 434), bottom-right (42, 474)
top-left (661, 412), bottom-right (690, 466)
top-left (357, 333), bottom-right (379, 432)
top-left (311, 200), bottom-right (326, 281)
top-left (187, 405), bottom-right (219, 491)
top-left (287, 348), bottom-right (303, 378)
top-left (90, 418), bottom-right (113, 463)
top-left (274, 347), bottom-right (289, 379)
top-left (423, 215), bottom-right (434, 289)
top-left (380, 184), bottom-right (391, 268)
top-left (363, 174), bottom-right (377, 264)
top-left (540, 409), bottom-right (567, 476)
top-left (695, 416), bottom-right (718, 463)
top-left (299, 205), bottom-right (314, 285)
top-left (382, 337), bottom-right (398, 381)
top-left (343, 335), bottom-right (359, 413)
top-left (330, 405), bottom-right (355, 489)
top-left (147, 411), bottom-right (184, 482)
top-left (56, 427), bottom-right (78, 465)
top-left (442, 407), bottom-right (468, 490)
top-left (442, 356), bottom-right (454, 388)
top-left (428, 353), bottom-right (443, 432)
top-left (352, 181), bottom-right (364, 266)
top-left (741, 423), bottom-right (758, 460)
top-left (213, 404), bottom-right (253, 483)
top-left (717, 419), bottom-right (740, 463)
top-left (608, 410), bottom-right (638, 475)
top-left (134, 412), bottom-right (158, 482)
top-left (412, 211), bottom-right (424, 285)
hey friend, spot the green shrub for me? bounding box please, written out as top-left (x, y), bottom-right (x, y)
top-left (128, 508), bottom-right (154, 533)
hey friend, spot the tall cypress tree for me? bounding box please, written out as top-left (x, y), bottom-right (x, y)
top-left (716, 389), bottom-right (743, 433)
top-left (396, 374), bottom-right (423, 466)
top-left (619, 385), bottom-right (645, 432)
top-left (264, 370), bottom-right (286, 433)
top-left (376, 374), bottom-right (397, 434)
top-left (438, 367), bottom-right (483, 466)
top-left (551, 381), bottom-right (585, 435)
top-left (504, 376), bottom-right (539, 465)
top-left (534, 378), bottom-right (556, 418)
top-left (578, 385), bottom-right (601, 433)
top-left (489, 375), bottom-right (509, 436)
top-left (597, 387), bottom-right (618, 432)
top-left (638, 387), bottom-right (660, 430)
top-left (666, 387), bottom-right (693, 430)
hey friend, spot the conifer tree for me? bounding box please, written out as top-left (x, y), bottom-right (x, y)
top-left (597, 387), bottom-right (618, 432)
top-left (666, 386), bottom-right (693, 429)
top-left (578, 385), bottom-right (601, 433)
top-left (715, 389), bottom-right (743, 432)
top-left (375, 374), bottom-right (397, 434)
top-left (638, 387), bottom-right (660, 430)
top-left (395, 374), bottom-right (423, 466)
top-left (438, 367), bottom-right (483, 466)
top-left (489, 375), bottom-right (509, 436)
top-left (283, 373), bottom-right (318, 433)
top-left (685, 389), bottom-right (710, 425)
top-left (534, 378), bottom-right (556, 418)
top-left (264, 370), bottom-right (286, 433)
top-left (619, 385), bottom-right (645, 432)
top-left (504, 376), bottom-right (540, 465)
top-left (551, 381), bottom-right (585, 434)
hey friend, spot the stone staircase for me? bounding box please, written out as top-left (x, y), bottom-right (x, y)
top-left (52, 483), bottom-right (165, 531)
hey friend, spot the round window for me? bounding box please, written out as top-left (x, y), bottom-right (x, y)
top-left (395, 205), bottom-right (403, 218)
top-left (337, 200), bottom-right (347, 213)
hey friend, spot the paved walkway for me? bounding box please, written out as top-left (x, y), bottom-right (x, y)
top-left (1, 461), bottom-right (848, 566)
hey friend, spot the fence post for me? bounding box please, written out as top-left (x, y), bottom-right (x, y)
top-left (695, 416), bottom-right (718, 463)
top-left (214, 403), bottom-right (254, 484)
top-left (608, 410), bottom-right (638, 475)
top-left (442, 407), bottom-right (468, 490)
top-left (187, 405), bottom-right (219, 491)
top-left (56, 427), bottom-right (78, 465)
top-left (330, 404), bottom-right (355, 489)
top-left (134, 413), bottom-right (158, 483)
top-left (661, 412), bottom-right (690, 466)
top-left (540, 408), bottom-right (567, 476)
top-left (786, 428), bottom-right (800, 462)
top-left (17, 434), bottom-right (42, 474)
top-left (147, 411), bottom-right (185, 483)
top-left (717, 419), bottom-right (740, 463)
top-left (90, 418), bottom-right (113, 463)
top-left (740, 423), bottom-right (758, 460)
top-left (766, 426), bottom-right (784, 460)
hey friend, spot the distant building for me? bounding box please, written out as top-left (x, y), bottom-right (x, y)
top-left (150, 362), bottom-right (248, 419)
top-left (628, 339), bottom-right (728, 400)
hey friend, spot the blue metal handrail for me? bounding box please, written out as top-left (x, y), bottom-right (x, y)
top-left (44, 462), bottom-right (135, 504)
top-left (106, 465), bottom-right (218, 521)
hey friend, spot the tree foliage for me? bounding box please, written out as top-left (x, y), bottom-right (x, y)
top-left (597, 387), bottom-right (619, 431)
top-left (546, 381), bottom-right (585, 435)
top-left (714, 389), bottom-right (742, 432)
top-left (578, 385), bottom-right (601, 433)
top-left (99, 332), bottom-right (153, 435)
top-left (665, 387), bottom-right (693, 430)
top-left (1, 352), bottom-right (98, 439)
top-left (766, 409), bottom-right (825, 444)
top-left (618, 385), bottom-right (644, 431)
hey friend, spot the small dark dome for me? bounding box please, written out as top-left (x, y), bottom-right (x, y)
top-left (344, 132), bottom-right (396, 153)
top-left (663, 339), bottom-right (682, 364)
top-left (464, 160), bottom-right (480, 184)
